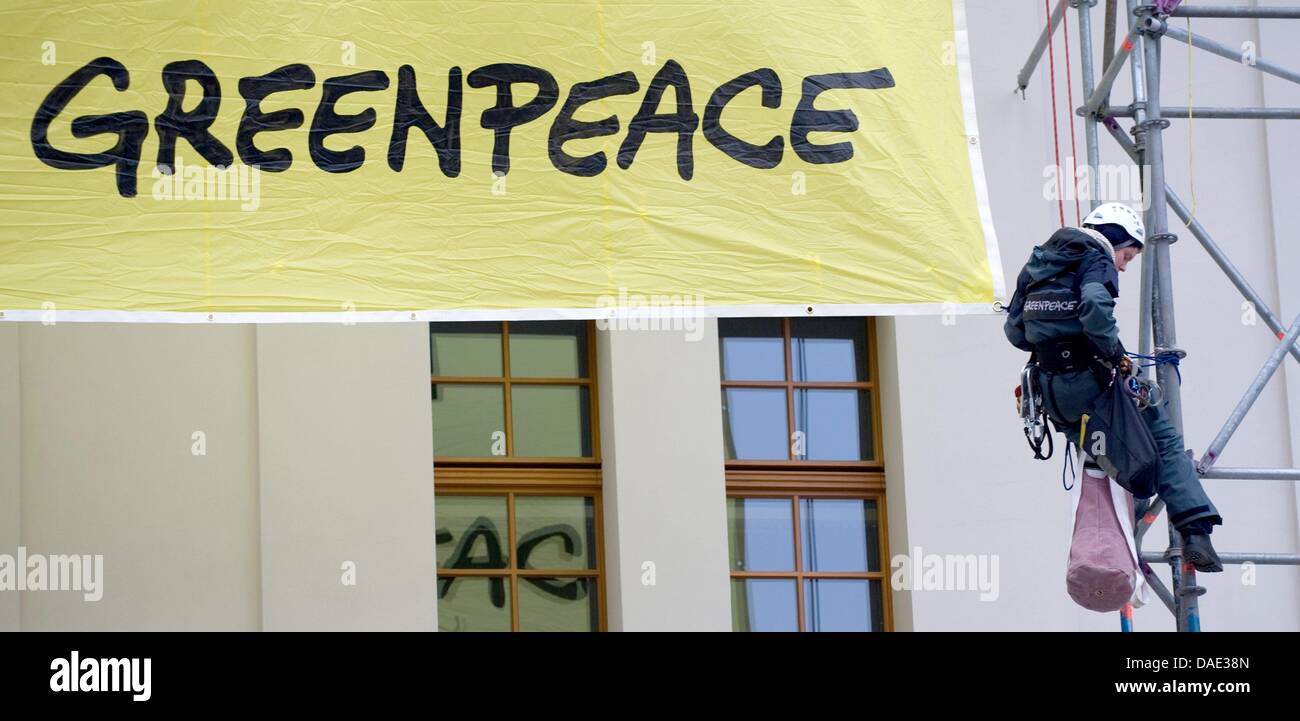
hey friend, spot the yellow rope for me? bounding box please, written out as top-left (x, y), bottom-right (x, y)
top-left (1187, 17), bottom-right (1197, 220)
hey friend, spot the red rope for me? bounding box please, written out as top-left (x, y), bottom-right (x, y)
top-left (1061, 3), bottom-right (1083, 226)
top-left (1045, 0), bottom-right (1065, 228)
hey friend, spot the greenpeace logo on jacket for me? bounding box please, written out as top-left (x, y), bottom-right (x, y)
top-left (1023, 298), bottom-right (1078, 313)
top-left (1003, 226), bottom-right (1123, 361)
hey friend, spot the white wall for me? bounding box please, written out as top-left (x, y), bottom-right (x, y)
top-left (14, 324), bottom-right (262, 630)
top-left (0, 326), bottom-right (20, 632)
top-left (0, 323), bottom-right (437, 631)
top-left (598, 323), bottom-right (732, 632)
top-left (1258, 0), bottom-right (1300, 566)
top-left (256, 324), bottom-right (437, 631)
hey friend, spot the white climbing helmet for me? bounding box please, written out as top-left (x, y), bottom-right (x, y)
top-left (1082, 202), bottom-right (1145, 247)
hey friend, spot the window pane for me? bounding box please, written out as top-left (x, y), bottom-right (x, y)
top-left (518, 577), bottom-right (598, 631)
top-left (731, 578), bottom-right (797, 632)
top-left (800, 499), bottom-right (880, 572)
top-left (722, 388), bottom-right (789, 460)
top-left (430, 322), bottom-right (502, 377)
top-left (437, 576), bottom-right (511, 631)
top-left (436, 496), bottom-right (509, 569)
top-left (432, 384), bottom-right (505, 457)
top-left (803, 579), bottom-right (884, 632)
top-left (727, 498), bottom-right (795, 572)
top-left (718, 318), bottom-right (785, 381)
top-left (793, 388), bottom-right (872, 460)
top-left (515, 496), bottom-right (596, 570)
top-left (790, 317), bottom-right (867, 382)
top-left (511, 385), bottom-right (591, 457)
top-left (509, 321), bottom-right (588, 378)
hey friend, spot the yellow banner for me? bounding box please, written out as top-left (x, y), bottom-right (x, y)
top-left (0, 0), bottom-right (1003, 321)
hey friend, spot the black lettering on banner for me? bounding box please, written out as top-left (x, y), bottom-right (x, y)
top-left (155, 59), bottom-right (233, 173)
top-left (309, 70), bottom-right (391, 173)
top-left (618, 59), bottom-right (699, 180)
top-left (790, 68), bottom-right (895, 164)
top-left (467, 63), bottom-right (559, 175)
top-left (236, 63), bottom-right (316, 172)
top-left (30, 57), bottom-right (149, 197)
top-left (388, 65), bottom-right (462, 177)
top-left (31, 59), bottom-right (901, 193)
top-left (548, 71), bottom-right (640, 177)
top-left (703, 68), bottom-right (783, 169)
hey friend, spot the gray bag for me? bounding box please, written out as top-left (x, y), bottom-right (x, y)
top-left (1077, 376), bottom-right (1160, 499)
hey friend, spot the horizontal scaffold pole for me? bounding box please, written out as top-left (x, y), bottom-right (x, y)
top-left (1172, 5), bottom-right (1300, 18)
top-left (1143, 551), bottom-right (1300, 565)
top-left (1103, 105), bottom-right (1300, 119)
top-left (1200, 467), bottom-right (1300, 481)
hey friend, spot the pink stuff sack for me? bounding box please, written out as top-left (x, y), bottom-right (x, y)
top-left (1066, 457), bottom-right (1147, 613)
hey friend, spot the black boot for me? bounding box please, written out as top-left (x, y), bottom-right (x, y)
top-left (1181, 532), bottom-right (1223, 573)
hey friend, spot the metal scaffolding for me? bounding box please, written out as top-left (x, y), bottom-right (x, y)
top-left (1017, 0), bottom-right (1300, 631)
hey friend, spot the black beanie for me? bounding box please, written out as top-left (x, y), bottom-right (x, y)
top-left (1086, 222), bottom-right (1143, 251)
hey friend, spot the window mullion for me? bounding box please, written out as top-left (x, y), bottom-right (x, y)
top-left (502, 322), bottom-right (515, 458)
top-left (792, 494), bottom-right (806, 632)
top-left (783, 318), bottom-right (795, 462)
top-left (507, 491), bottom-right (520, 631)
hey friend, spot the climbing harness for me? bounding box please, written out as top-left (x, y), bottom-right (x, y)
top-left (1018, 363), bottom-right (1054, 461)
top-left (1123, 372), bottom-right (1164, 411)
top-left (1126, 349), bottom-right (1183, 385)
top-left (1122, 348), bottom-right (1183, 411)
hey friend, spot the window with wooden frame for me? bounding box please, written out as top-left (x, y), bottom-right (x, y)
top-left (720, 317), bottom-right (890, 632)
top-left (430, 321), bottom-right (605, 632)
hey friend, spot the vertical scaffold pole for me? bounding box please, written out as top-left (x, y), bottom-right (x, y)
top-left (1075, 0), bottom-right (1102, 209)
top-left (1137, 4), bottom-right (1201, 632)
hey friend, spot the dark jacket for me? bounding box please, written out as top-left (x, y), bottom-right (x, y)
top-left (1003, 227), bottom-right (1123, 361)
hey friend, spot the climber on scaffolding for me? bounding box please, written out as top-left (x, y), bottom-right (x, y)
top-left (1004, 202), bottom-right (1223, 572)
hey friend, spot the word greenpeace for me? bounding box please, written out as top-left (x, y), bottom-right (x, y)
top-left (50, 652), bottom-right (151, 702)
top-left (1023, 298), bottom-right (1078, 313)
top-left (32, 57), bottom-right (895, 197)
top-left (890, 546), bottom-right (999, 602)
top-left (0, 547), bottom-right (103, 602)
